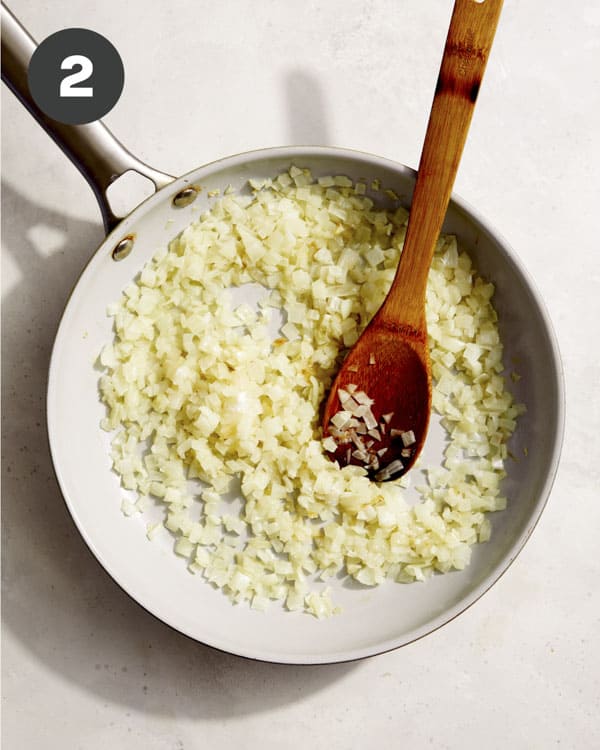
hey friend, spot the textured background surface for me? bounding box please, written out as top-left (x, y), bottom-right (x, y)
top-left (2, 1), bottom-right (598, 748)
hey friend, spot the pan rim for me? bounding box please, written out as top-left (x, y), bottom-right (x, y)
top-left (46, 144), bottom-right (566, 664)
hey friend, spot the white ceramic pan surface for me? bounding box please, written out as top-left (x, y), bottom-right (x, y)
top-left (2, 6), bottom-right (564, 664)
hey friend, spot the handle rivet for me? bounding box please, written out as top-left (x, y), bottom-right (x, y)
top-left (111, 235), bottom-right (135, 261)
top-left (172, 186), bottom-right (198, 208)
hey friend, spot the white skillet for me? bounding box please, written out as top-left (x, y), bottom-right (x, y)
top-left (2, 4), bottom-right (565, 664)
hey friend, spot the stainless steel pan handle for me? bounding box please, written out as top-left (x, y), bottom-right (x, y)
top-left (1, 2), bottom-right (175, 233)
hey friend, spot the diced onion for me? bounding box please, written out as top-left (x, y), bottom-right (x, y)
top-left (99, 168), bottom-right (524, 619)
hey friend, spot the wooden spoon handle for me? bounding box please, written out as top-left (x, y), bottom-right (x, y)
top-left (380, 0), bottom-right (503, 331)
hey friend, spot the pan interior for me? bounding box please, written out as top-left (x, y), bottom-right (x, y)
top-left (47, 147), bottom-right (563, 663)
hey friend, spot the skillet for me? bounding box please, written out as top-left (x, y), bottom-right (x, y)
top-left (1, 3), bottom-right (565, 664)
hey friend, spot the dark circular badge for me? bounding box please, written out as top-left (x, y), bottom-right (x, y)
top-left (28, 28), bottom-right (124, 125)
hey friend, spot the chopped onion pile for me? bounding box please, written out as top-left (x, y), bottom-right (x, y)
top-left (99, 167), bottom-right (525, 617)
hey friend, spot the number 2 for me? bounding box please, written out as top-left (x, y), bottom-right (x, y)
top-left (60, 55), bottom-right (93, 98)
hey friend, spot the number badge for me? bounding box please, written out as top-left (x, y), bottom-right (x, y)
top-left (28, 28), bottom-right (124, 125)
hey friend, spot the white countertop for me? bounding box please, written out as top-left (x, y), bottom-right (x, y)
top-left (2, 1), bottom-right (598, 747)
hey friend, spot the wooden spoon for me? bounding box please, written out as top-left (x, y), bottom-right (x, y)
top-left (322, 0), bottom-right (504, 480)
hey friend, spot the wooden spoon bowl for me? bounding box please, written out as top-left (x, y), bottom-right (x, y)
top-left (323, 0), bottom-right (504, 479)
top-left (323, 325), bottom-right (431, 479)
